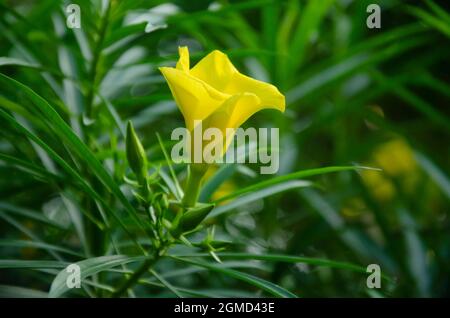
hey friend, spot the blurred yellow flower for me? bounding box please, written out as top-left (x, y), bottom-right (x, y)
top-left (373, 139), bottom-right (416, 177)
top-left (159, 46), bottom-right (285, 142)
top-left (361, 170), bottom-right (396, 202)
top-left (362, 138), bottom-right (418, 201)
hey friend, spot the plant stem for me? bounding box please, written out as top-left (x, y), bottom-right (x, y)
top-left (82, 2), bottom-right (112, 266)
top-left (85, 2), bottom-right (111, 119)
top-left (111, 241), bottom-right (170, 298)
top-left (111, 255), bottom-right (160, 298)
top-left (181, 164), bottom-right (207, 208)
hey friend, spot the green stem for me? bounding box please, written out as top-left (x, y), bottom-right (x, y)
top-left (85, 2), bottom-right (111, 119)
top-left (82, 3), bottom-right (112, 266)
top-left (111, 253), bottom-right (160, 298)
top-left (182, 165), bottom-right (207, 208)
top-left (111, 240), bottom-right (171, 298)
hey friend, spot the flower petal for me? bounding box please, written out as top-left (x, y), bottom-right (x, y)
top-left (210, 93), bottom-right (262, 131)
top-left (176, 46), bottom-right (190, 71)
top-left (228, 73), bottom-right (285, 112)
top-left (203, 93), bottom-right (262, 154)
top-left (190, 50), bottom-right (237, 92)
top-left (191, 50), bottom-right (285, 112)
top-left (159, 66), bottom-right (229, 131)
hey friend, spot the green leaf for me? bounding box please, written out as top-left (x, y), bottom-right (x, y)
top-left (0, 212), bottom-right (63, 260)
top-left (157, 133), bottom-right (183, 199)
top-left (138, 279), bottom-right (211, 298)
top-left (0, 239), bottom-right (83, 257)
top-left (0, 109), bottom-right (143, 251)
top-left (289, 0), bottom-right (335, 72)
top-left (300, 189), bottom-right (398, 273)
top-left (0, 202), bottom-right (66, 229)
top-left (199, 164), bottom-right (237, 202)
top-left (406, 5), bottom-right (450, 37)
top-left (287, 23), bottom-right (427, 103)
top-left (397, 208), bottom-right (431, 296)
top-left (371, 71), bottom-right (450, 131)
top-left (208, 180), bottom-right (312, 219)
top-left (149, 269), bottom-right (183, 298)
top-left (172, 252), bottom-right (392, 282)
top-left (425, 0), bottom-right (450, 23)
top-left (0, 74), bottom-right (145, 234)
top-left (99, 95), bottom-right (125, 137)
top-left (0, 57), bottom-right (40, 68)
top-left (0, 153), bottom-right (62, 182)
top-left (0, 285), bottom-right (48, 298)
top-left (49, 255), bottom-right (146, 298)
top-left (414, 152), bottom-right (450, 200)
top-left (0, 260), bottom-right (66, 269)
top-left (214, 166), bottom-right (375, 203)
top-left (171, 256), bottom-right (297, 298)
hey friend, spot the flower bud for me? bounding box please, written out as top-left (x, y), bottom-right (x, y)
top-left (126, 121), bottom-right (147, 183)
top-left (171, 203), bottom-right (215, 237)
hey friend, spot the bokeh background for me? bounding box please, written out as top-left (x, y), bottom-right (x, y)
top-left (0, 0), bottom-right (449, 297)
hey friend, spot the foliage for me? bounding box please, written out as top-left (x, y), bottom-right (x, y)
top-left (0, 0), bottom-right (449, 297)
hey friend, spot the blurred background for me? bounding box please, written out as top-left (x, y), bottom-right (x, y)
top-left (0, 0), bottom-right (449, 297)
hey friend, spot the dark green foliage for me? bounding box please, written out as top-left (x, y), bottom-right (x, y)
top-left (0, 0), bottom-right (449, 297)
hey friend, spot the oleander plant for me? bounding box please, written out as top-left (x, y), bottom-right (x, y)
top-left (0, 0), bottom-right (449, 298)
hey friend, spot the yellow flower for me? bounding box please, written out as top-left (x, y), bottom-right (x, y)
top-left (372, 139), bottom-right (416, 177)
top-left (361, 170), bottom-right (396, 202)
top-left (160, 47), bottom-right (285, 207)
top-left (361, 138), bottom-right (418, 202)
top-left (159, 46), bottom-right (285, 138)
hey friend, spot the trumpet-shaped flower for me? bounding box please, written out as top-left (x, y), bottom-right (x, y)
top-left (159, 47), bottom-right (285, 156)
top-left (160, 47), bottom-right (285, 207)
